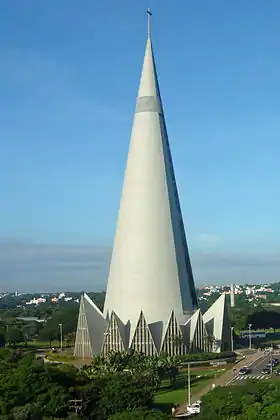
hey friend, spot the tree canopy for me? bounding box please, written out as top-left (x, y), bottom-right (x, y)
top-left (199, 380), bottom-right (280, 419)
top-left (0, 349), bottom-right (167, 419)
top-left (245, 309), bottom-right (280, 331)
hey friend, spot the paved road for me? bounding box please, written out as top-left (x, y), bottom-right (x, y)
top-left (231, 353), bottom-right (279, 385)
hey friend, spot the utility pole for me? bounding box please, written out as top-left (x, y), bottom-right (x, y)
top-left (230, 326), bottom-right (234, 352)
top-left (230, 284), bottom-right (235, 308)
top-left (248, 324), bottom-right (252, 351)
top-left (187, 363), bottom-right (191, 406)
top-left (59, 323), bottom-right (63, 351)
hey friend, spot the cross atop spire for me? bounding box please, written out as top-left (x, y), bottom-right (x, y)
top-left (147, 8), bottom-right (152, 38)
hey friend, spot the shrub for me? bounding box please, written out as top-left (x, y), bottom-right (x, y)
top-left (178, 351), bottom-right (235, 363)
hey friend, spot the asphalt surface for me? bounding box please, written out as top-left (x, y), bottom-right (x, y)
top-left (231, 353), bottom-right (279, 385)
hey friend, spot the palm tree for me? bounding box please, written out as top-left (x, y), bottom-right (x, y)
top-left (205, 334), bottom-right (219, 352)
top-left (157, 354), bottom-right (180, 386)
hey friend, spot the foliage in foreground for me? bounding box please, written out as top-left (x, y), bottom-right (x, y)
top-left (0, 349), bottom-right (163, 419)
top-left (199, 380), bottom-right (280, 419)
top-left (85, 350), bottom-right (181, 387)
top-left (109, 409), bottom-right (171, 419)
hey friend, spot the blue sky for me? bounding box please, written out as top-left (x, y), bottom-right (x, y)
top-left (1, 0), bottom-right (280, 292)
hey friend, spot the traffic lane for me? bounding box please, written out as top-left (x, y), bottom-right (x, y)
top-left (250, 353), bottom-right (280, 375)
top-left (250, 355), bottom-right (272, 375)
top-left (229, 355), bottom-right (270, 385)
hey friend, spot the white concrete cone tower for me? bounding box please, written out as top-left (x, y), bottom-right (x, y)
top-left (74, 10), bottom-right (230, 358)
top-left (103, 10), bottom-right (198, 341)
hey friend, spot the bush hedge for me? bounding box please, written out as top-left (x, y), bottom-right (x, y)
top-left (178, 351), bottom-right (235, 363)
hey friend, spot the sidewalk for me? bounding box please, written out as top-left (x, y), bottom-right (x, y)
top-left (174, 351), bottom-right (264, 417)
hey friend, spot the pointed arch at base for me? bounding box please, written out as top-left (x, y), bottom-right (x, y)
top-left (161, 310), bottom-right (187, 356)
top-left (187, 309), bottom-right (210, 353)
top-left (102, 311), bottom-right (126, 356)
top-left (203, 293), bottom-right (231, 352)
top-left (74, 293), bottom-right (106, 359)
top-left (130, 311), bottom-right (158, 356)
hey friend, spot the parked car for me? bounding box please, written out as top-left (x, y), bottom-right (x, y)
top-left (267, 361), bottom-right (277, 368)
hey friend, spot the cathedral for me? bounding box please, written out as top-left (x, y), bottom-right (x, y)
top-left (74, 11), bottom-right (231, 358)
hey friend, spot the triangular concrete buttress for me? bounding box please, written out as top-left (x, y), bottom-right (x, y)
top-left (130, 311), bottom-right (158, 356)
top-left (203, 293), bottom-right (231, 352)
top-left (74, 293), bottom-right (106, 359)
top-left (161, 310), bottom-right (188, 356)
top-left (102, 311), bottom-right (127, 356)
top-left (187, 309), bottom-right (210, 353)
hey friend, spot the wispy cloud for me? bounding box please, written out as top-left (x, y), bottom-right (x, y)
top-left (0, 242), bottom-right (111, 293)
top-left (1, 242), bottom-right (280, 292)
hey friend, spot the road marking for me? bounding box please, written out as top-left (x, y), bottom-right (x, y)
top-left (235, 374), bottom-right (271, 381)
top-left (226, 353), bottom-right (275, 386)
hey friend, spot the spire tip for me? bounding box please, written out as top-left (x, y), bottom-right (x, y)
top-left (146, 8), bottom-right (152, 38)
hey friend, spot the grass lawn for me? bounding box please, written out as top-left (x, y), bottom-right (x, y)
top-left (45, 350), bottom-right (92, 367)
top-left (154, 366), bottom-right (231, 413)
top-left (26, 340), bottom-right (63, 349)
top-left (6, 341), bottom-right (61, 350)
top-left (46, 350), bottom-right (76, 362)
top-left (8, 340), bottom-right (72, 352)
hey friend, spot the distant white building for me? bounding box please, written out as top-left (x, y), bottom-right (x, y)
top-left (26, 297), bottom-right (46, 305)
top-left (245, 288), bottom-right (255, 296)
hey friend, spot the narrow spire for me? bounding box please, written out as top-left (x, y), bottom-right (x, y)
top-left (147, 8), bottom-right (152, 38)
top-left (104, 6), bottom-right (198, 336)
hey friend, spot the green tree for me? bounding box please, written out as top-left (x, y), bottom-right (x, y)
top-left (0, 351), bottom-right (78, 418)
top-left (109, 410), bottom-right (171, 419)
top-left (6, 327), bottom-right (23, 348)
top-left (199, 380), bottom-right (280, 420)
top-left (38, 306), bottom-right (79, 346)
top-left (0, 348), bottom-right (165, 420)
top-left (246, 309), bottom-right (280, 331)
top-left (12, 402), bottom-right (43, 420)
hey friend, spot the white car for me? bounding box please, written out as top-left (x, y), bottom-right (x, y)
top-left (187, 401), bottom-right (201, 415)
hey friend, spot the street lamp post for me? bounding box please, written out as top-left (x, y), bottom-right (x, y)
top-left (248, 324), bottom-right (252, 351)
top-left (59, 323), bottom-right (63, 352)
top-left (230, 326), bottom-right (234, 352)
top-left (187, 363), bottom-right (191, 407)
